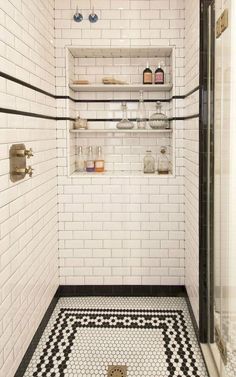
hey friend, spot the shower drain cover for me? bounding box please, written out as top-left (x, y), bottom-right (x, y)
top-left (108, 365), bottom-right (127, 377)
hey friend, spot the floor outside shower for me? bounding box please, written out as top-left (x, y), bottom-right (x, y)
top-left (22, 297), bottom-right (209, 377)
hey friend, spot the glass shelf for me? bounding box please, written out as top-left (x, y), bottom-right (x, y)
top-left (70, 129), bottom-right (172, 134)
top-left (71, 171), bottom-right (173, 178)
top-left (69, 84), bottom-right (173, 92)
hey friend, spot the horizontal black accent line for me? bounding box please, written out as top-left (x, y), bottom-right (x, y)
top-left (0, 71), bottom-right (55, 99)
top-left (85, 114), bottom-right (200, 122)
top-left (184, 85), bottom-right (200, 98)
top-left (68, 98), bottom-right (171, 103)
top-left (0, 108), bottom-right (199, 122)
top-left (61, 86), bottom-right (199, 103)
top-left (0, 71), bottom-right (199, 103)
top-left (173, 86), bottom-right (200, 100)
top-left (0, 108), bottom-right (75, 121)
top-left (0, 107), bottom-right (56, 120)
top-left (57, 285), bottom-right (187, 297)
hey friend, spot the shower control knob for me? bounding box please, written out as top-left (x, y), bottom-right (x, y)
top-left (14, 166), bottom-right (34, 177)
top-left (16, 148), bottom-right (34, 158)
top-left (25, 148), bottom-right (34, 158)
top-left (26, 166), bottom-right (34, 177)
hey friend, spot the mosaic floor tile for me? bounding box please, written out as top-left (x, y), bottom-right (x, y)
top-left (23, 297), bottom-right (209, 377)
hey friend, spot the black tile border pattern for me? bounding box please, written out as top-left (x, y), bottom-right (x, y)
top-left (30, 307), bottom-right (203, 377)
top-left (13, 285), bottom-right (204, 377)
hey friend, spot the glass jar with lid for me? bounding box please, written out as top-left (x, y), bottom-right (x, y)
top-left (116, 102), bottom-right (134, 129)
top-left (149, 101), bottom-right (169, 130)
top-left (158, 146), bottom-right (170, 174)
top-left (143, 150), bottom-right (155, 174)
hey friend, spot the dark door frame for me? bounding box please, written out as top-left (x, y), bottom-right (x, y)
top-left (199, 0), bottom-right (215, 343)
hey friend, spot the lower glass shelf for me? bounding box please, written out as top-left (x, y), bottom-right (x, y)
top-left (70, 170), bottom-right (173, 178)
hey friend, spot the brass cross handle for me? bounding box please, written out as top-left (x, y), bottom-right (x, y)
top-left (16, 148), bottom-right (34, 158)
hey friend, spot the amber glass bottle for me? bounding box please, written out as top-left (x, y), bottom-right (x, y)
top-left (143, 62), bottom-right (152, 84)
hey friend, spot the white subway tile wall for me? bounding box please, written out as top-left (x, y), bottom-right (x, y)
top-left (0, 1), bottom-right (202, 375)
top-left (184, 0), bottom-right (200, 323)
top-left (0, 1), bottom-right (58, 377)
top-left (55, 0), bottom-right (186, 287)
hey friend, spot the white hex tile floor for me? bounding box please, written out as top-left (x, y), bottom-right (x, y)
top-left (23, 297), bottom-right (209, 377)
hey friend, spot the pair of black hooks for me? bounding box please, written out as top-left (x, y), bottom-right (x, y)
top-left (73, 6), bottom-right (98, 23)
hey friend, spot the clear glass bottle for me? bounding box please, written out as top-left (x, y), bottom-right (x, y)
top-left (95, 146), bottom-right (105, 173)
top-left (137, 90), bottom-right (147, 129)
top-left (86, 146), bottom-right (95, 172)
top-left (116, 102), bottom-right (134, 129)
top-left (158, 146), bottom-right (170, 174)
top-left (76, 146), bottom-right (85, 172)
top-left (149, 101), bottom-right (169, 130)
top-left (143, 150), bottom-right (155, 174)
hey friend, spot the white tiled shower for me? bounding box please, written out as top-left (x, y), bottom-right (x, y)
top-left (0, 1), bottom-right (200, 376)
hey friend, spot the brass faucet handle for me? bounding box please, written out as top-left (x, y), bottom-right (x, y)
top-left (16, 148), bottom-right (34, 158)
top-left (26, 166), bottom-right (34, 177)
top-left (25, 148), bottom-right (34, 158)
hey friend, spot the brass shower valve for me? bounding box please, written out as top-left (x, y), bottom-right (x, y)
top-left (14, 166), bottom-right (34, 177)
top-left (16, 148), bottom-right (34, 158)
top-left (10, 144), bottom-right (34, 182)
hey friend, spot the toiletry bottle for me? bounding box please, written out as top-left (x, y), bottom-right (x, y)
top-left (95, 146), bottom-right (105, 173)
top-left (158, 146), bottom-right (170, 174)
top-left (143, 62), bottom-right (152, 84)
top-left (116, 102), bottom-right (134, 129)
top-left (137, 90), bottom-right (147, 129)
top-left (143, 150), bottom-right (155, 174)
top-left (86, 146), bottom-right (95, 172)
top-left (155, 63), bottom-right (164, 84)
top-left (149, 102), bottom-right (169, 129)
top-left (76, 146), bottom-right (85, 172)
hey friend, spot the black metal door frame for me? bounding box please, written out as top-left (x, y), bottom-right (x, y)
top-left (199, 0), bottom-right (215, 343)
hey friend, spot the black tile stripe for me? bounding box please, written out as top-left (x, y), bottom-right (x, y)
top-left (0, 72), bottom-right (55, 99)
top-left (0, 108), bottom-right (74, 121)
top-left (0, 108), bottom-right (199, 122)
top-left (57, 285), bottom-right (187, 297)
top-left (1, 70), bottom-right (199, 103)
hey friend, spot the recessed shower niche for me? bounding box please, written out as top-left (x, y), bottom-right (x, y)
top-left (64, 47), bottom-right (177, 177)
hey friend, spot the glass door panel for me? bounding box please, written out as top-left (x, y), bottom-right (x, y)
top-left (214, 0), bottom-right (236, 375)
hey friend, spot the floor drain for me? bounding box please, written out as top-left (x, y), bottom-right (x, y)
top-left (108, 365), bottom-right (127, 377)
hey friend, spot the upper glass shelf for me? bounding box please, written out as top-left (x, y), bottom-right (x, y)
top-left (69, 83), bottom-right (173, 92)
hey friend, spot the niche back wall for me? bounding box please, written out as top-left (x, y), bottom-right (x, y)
top-left (55, 0), bottom-right (186, 286)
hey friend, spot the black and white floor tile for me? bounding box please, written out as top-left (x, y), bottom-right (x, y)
top-left (23, 297), bottom-right (209, 377)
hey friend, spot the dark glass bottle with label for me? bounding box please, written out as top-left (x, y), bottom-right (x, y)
top-left (143, 62), bottom-right (152, 84)
top-left (155, 63), bottom-right (164, 84)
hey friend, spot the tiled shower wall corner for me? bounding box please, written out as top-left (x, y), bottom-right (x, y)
top-left (0, 1), bottom-right (58, 376)
top-left (184, 0), bottom-right (200, 323)
top-left (55, 0), bottom-right (186, 286)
